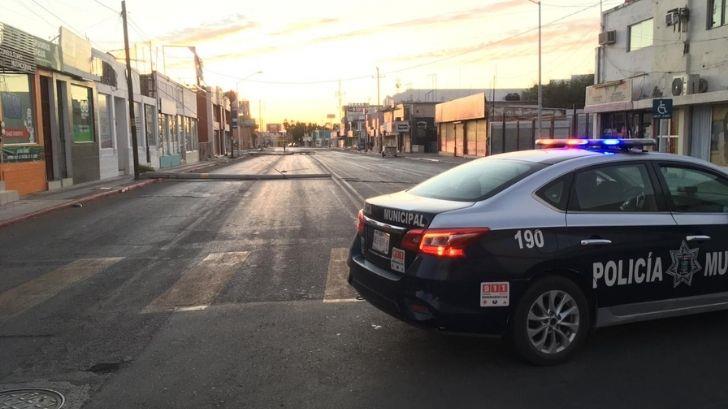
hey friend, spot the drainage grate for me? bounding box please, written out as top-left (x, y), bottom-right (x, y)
top-left (0, 388), bottom-right (65, 409)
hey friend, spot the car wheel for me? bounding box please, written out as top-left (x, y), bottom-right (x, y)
top-left (510, 276), bottom-right (590, 366)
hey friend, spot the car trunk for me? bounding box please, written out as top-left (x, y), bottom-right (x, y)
top-left (361, 191), bottom-right (474, 273)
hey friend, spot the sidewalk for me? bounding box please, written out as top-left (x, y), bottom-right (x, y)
top-left (0, 155), bottom-right (248, 229)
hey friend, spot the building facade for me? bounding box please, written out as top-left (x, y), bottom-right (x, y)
top-left (586, 0), bottom-right (728, 167)
top-left (92, 48), bottom-right (158, 178)
top-left (140, 71), bottom-right (198, 168)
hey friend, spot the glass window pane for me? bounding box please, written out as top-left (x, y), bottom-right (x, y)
top-left (629, 19), bottom-right (653, 51)
top-left (409, 158), bottom-right (545, 202)
top-left (710, 0), bottom-right (724, 28)
top-left (134, 102), bottom-right (143, 148)
top-left (571, 164), bottom-right (658, 212)
top-left (537, 176), bottom-right (569, 210)
top-left (660, 166), bottom-right (728, 213)
top-left (145, 104), bottom-right (156, 145)
top-left (98, 93), bottom-right (113, 148)
top-left (0, 74), bottom-right (35, 145)
top-left (71, 85), bottom-right (94, 143)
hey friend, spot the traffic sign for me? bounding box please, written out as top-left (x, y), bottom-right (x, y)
top-left (652, 98), bottom-right (673, 119)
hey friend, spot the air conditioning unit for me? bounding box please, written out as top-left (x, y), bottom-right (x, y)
top-left (598, 30), bottom-right (616, 45)
top-left (666, 9), bottom-right (680, 26)
top-left (672, 74), bottom-right (708, 96)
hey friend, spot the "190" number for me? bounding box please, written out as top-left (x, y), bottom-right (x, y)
top-left (514, 229), bottom-right (544, 249)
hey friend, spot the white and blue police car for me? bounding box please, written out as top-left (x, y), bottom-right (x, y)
top-left (348, 138), bottom-right (728, 365)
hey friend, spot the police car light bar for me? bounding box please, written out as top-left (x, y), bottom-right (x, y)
top-left (535, 138), bottom-right (657, 151)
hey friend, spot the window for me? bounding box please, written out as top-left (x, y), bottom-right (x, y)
top-left (0, 73), bottom-right (35, 145)
top-left (134, 102), bottom-right (144, 148)
top-left (660, 166), bottom-right (728, 213)
top-left (71, 85), bottom-right (94, 143)
top-left (709, 0), bottom-right (726, 28)
top-left (98, 93), bottom-right (113, 148)
top-left (711, 105), bottom-right (728, 166)
top-left (628, 19), bottom-right (653, 52)
top-left (409, 158), bottom-right (546, 202)
top-left (570, 164), bottom-right (658, 212)
top-left (144, 104), bottom-right (156, 146)
top-left (537, 175), bottom-right (571, 211)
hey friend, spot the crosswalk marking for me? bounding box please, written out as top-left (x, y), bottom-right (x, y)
top-left (143, 251), bottom-right (249, 313)
top-left (323, 247), bottom-right (359, 303)
top-left (0, 257), bottom-right (123, 319)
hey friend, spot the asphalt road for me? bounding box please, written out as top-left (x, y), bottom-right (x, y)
top-left (2, 149), bottom-right (728, 408)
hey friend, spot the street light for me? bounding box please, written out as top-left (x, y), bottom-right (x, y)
top-left (233, 70), bottom-right (263, 157)
top-left (528, 0), bottom-right (542, 140)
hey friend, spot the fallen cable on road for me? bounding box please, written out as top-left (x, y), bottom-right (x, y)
top-left (141, 172), bottom-right (332, 181)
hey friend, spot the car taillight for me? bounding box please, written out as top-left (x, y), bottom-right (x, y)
top-left (416, 228), bottom-right (489, 258)
top-left (356, 209), bottom-right (366, 234)
top-left (401, 229), bottom-right (425, 252)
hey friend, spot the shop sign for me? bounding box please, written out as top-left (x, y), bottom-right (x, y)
top-left (2, 145), bottom-right (43, 162)
top-left (395, 121), bottom-right (410, 133)
top-left (60, 26), bottom-right (92, 74)
top-left (33, 35), bottom-right (60, 70)
top-left (585, 79), bottom-right (633, 106)
top-left (435, 92), bottom-right (486, 123)
top-left (231, 109), bottom-right (238, 128)
top-left (652, 98), bottom-right (673, 119)
top-left (0, 23), bottom-right (36, 73)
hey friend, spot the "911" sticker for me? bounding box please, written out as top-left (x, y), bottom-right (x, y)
top-left (480, 282), bottom-right (510, 307)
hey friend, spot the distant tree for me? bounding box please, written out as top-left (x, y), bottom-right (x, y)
top-left (281, 121), bottom-right (324, 144)
top-left (521, 74), bottom-right (594, 109)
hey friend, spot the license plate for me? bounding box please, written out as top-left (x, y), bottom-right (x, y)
top-left (372, 229), bottom-right (390, 255)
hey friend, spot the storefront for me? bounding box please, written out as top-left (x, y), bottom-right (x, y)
top-left (711, 105), bottom-right (728, 167)
top-left (0, 23), bottom-right (47, 196)
top-left (141, 72), bottom-right (198, 168)
top-left (435, 93), bottom-right (489, 157)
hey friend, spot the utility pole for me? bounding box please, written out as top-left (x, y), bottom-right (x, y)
top-left (121, 1), bottom-right (140, 180)
top-left (537, 0), bottom-right (543, 139)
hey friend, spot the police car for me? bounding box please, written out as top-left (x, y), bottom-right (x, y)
top-left (347, 138), bottom-right (728, 365)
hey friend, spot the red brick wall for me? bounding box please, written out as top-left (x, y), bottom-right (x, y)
top-left (1, 161), bottom-right (47, 196)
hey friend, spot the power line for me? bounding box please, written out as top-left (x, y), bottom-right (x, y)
top-left (29, 0), bottom-right (85, 37)
top-left (91, 0), bottom-right (118, 14)
top-left (207, 0), bottom-right (604, 86)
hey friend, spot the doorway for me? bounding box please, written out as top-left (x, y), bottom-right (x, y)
top-left (114, 97), bottom-right (129, 174)
top-left (40, 76), bottom-right (53, 181)
top-left (55, 80), bottom-right (68, 179)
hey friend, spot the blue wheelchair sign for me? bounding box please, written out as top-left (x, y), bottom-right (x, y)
top-left (653, 99), bottom-right (673, 119)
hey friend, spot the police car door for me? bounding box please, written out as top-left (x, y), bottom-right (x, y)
top-left (562, 161), bottom-right (683, 309)
top-left (656, 163), bottom-right (728, 295)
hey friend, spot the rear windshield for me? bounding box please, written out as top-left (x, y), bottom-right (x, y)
top-left (408, 158), bottom-right (546, 202)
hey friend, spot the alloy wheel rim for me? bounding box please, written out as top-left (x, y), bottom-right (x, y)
top-left (526, 290), bottom-right (580, 355)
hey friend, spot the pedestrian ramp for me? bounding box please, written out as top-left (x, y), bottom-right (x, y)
top-left (142, 252), bottom-right (250, 313)
top-left (323, 248), bottom-right (360, 303)
top-left (0, 257), bottom-right (123, 320)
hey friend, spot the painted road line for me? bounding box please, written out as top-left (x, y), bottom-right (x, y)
top-left (0, 257), bottom-right (123, 319)
top-left (143, 251), bottom-right (250, 313)
top-left (323, 248), bottom-right (359, 303)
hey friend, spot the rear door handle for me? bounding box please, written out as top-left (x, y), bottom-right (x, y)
top-left (581, 239), bottom-right (612, 246)
top-left (686, 235), bottom-right (711, 242)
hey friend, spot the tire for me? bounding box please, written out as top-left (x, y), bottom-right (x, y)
top-left (509, 276), bottom-right (590, 366)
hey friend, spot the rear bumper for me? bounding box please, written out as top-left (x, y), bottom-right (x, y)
top-left (348, 252), bottom-right (515, 335)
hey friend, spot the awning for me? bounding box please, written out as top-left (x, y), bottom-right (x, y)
top-left (583, 101), bottom-right (634, 114)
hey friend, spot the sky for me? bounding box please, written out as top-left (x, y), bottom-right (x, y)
top-left (4, 0), bottom-right (622, 124)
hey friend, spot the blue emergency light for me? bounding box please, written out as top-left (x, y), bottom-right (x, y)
top-left (535, 138), bottom-right (657, 152)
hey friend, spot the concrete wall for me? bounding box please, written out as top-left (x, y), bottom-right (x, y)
top-left (601, 0), bottom-right (655, 98)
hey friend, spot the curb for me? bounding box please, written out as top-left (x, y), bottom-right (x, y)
top-left (0, 179), bottom-right (158, 230)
